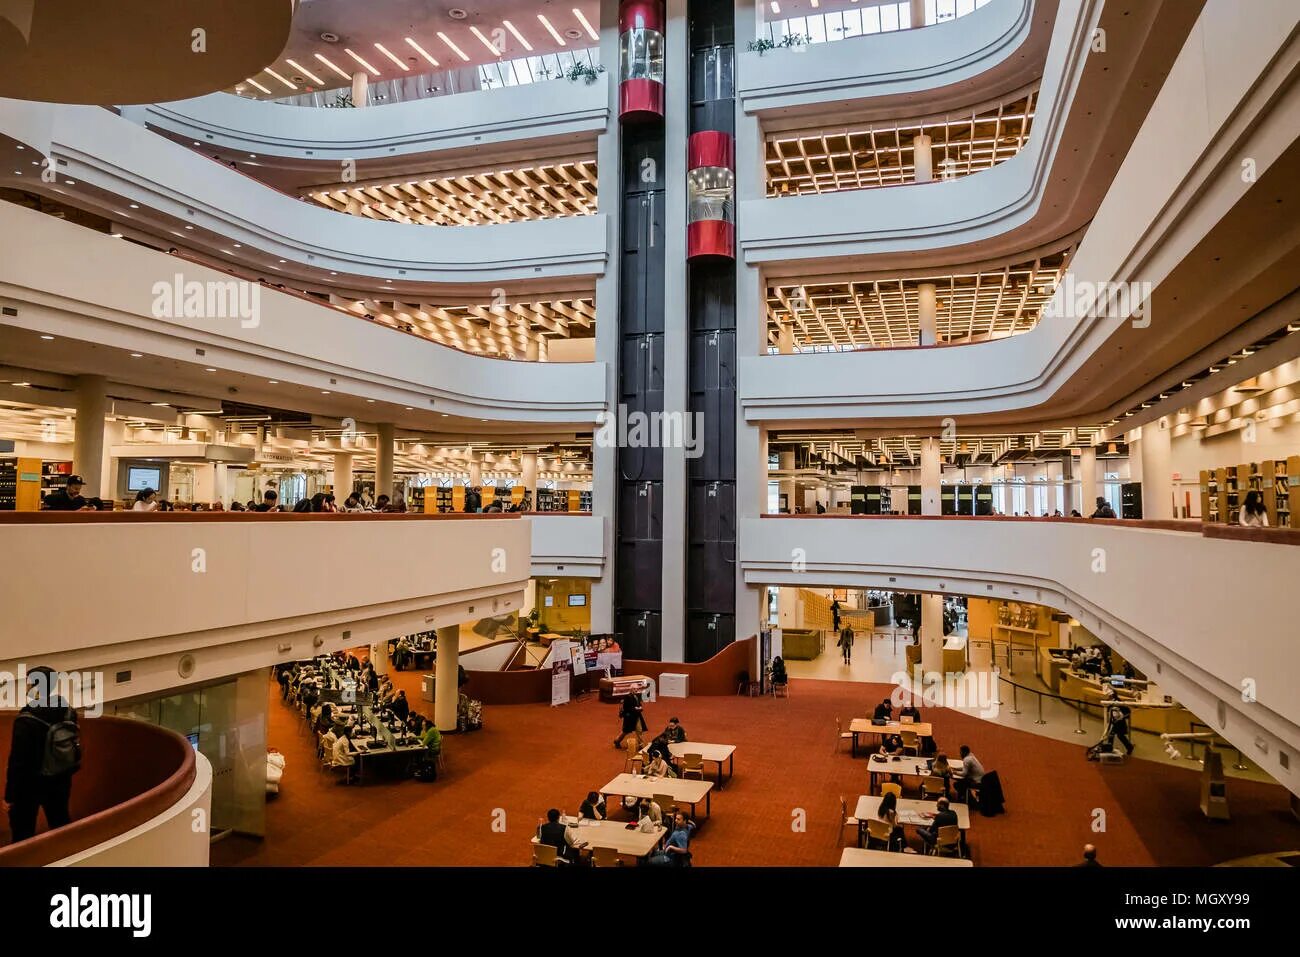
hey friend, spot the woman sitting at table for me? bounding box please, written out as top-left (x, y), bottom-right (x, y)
top-left (638, 797), bottom-right (664, 826)
top-left (579, 791), bottom-right (607, 820)
top-left (331, 727), bottom-right (357, 784)
top-left (929, 752), bottom-right (953, 798)
top-left (876, 734), bottom-right (905, 784)
top-left (876, 791), bottom-right (907, 852)
top-left (645, 752), bottom-right (677, 779)
top-left (647, 734), bottom-right (673, 764)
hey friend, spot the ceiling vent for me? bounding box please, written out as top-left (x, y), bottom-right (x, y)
top-left (320, 32), bottom-right (340, 42)
top-left (448, 9), bottom-right (468, 19)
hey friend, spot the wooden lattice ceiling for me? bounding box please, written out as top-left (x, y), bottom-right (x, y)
top-left (766, 88), bottom-right (1037, 196)
top-left (772, 427), bottom-right (1106, 467)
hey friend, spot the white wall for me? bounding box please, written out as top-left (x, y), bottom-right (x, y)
top-left (529, 514), bottom-right (605, 578)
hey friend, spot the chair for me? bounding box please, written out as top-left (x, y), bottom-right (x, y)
top-left (532, 844), bottom-right (561, 867)
top-left (838, 796), bottom-right (862, 847)
top-left (626, 752), bottom-right (647, 774)
top-left (653, 793), bottom-right (676, 819)
top-left (772, 679), bottom-right (789, 698)
top-left (920, 775), bottom-right (947, 800)
top-left (736, 671), bottom-right (760, 696)
top-left (835, 717), bottom-right (855, 754)
top-left (680, 753), bottom-right (705, 780)
top-left (591, 846), bottom-right (623, 867)
top-left (864, 818), bottom-right (894, 850)
top-left (930, 824), bottom-right (962, 858)
top-left (879, 782), bottom-right (902, 801)
top-left (900, 730), bottom-right (921, 757)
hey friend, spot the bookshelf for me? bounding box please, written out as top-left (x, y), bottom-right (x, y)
top-left (435, 486), bottom-right (453, 512)
top-left (1200, 469), bottom-right (1219, 523)
top-left (1261, 459), bottom-right (1290, 528)
top-left (0, 459), bottom-right (16, 510)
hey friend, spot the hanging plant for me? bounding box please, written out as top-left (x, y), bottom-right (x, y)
top-left (562, 62), bottom-right (606, 84)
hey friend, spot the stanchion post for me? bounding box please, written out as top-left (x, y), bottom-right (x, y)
top-left (1008, 682), bottom-right (1021, 716)
top-left (1034, 691), bottom-right (1047, 725)
top-left (1233, 748), bottom-right (1248, 771)
top-left (1074, 700), bottom-right (1088, 734)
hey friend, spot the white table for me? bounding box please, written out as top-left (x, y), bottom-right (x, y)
top-left (532, 818), bottom-right (666, 859)
top-left (866, 755), bottom-right (944, 793)
top-left (854, 795), bottom-right (970, 830)
top-left (600, 772), bottom-right (714, 818)
top-left (668, 742), bottom-right (736, 788)
top-left (848, 719), bottom-right (933, 757)
top-left (838, 847), bottom-right (972, 868)
top-left (347, 737), bottom-right (427, 782)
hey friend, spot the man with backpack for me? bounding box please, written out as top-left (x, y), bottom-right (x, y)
top-left (3, 666), bottom-right (82, 843)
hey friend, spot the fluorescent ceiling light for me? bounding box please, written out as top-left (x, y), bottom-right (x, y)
top-left (314, 52), bottom-right (352, 80)
top-left (437, 31), bottom-right (471, 61)
top-left (374, 42), bottom-right (410, 71)
top-left (405, 37), bottom-right (440, 67)
top-left (245, 77), bottom-right (272, 95)
top-left (573, 9), bottom-right (599, 41)
top-left (770, 1), bottom-right (780, 11)
top-left (470, 26), bottom-right (502, 57)
top-left (537, 14), bottom-right (566, 45)
top-left (264, 67), bottom-right (298, 90)
top-left (344, 48), bottom-right (381, 76)
top-left (502, 21), bottom-right (533, 51)
top-left (285, 59), bottom-right (325, 86)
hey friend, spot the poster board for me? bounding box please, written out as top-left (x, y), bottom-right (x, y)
top-left (550, 639), bottom-right (574, 706)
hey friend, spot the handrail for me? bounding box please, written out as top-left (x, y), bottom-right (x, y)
top-left (0, 511), bottom-right (523, 524)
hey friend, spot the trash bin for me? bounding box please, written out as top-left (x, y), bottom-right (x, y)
top-left (421, 673), bottom-right (436, 703)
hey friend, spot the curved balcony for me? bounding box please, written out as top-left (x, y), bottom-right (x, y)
top-left (121, 70), bottom-right (610, 166)
top-left (0, 716), bottom-right (209, 866)
top-left (740, 514), bottom-right (1300, 797)
top-left (0, 100), bottom-right (607, 287)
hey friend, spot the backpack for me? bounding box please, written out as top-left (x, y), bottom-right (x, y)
top-left (22, 708), bottom-right (82, 777)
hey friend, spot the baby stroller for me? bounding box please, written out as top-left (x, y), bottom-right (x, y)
top-left (1086, 706), bottom-right (1129, 763)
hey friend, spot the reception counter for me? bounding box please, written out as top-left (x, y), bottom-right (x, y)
top-left (1058, 671), bottom-right (1196, 735)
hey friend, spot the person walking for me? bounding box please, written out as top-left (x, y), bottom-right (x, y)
top-left (3, 666), bottom-right (81, 843)
top-left (613, 692), bottom-right (647, 751)
top-left (837, 624), bottom-right (855, 665)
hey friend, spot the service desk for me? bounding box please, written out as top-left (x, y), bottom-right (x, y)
top-left (1059, 671), bottom-right (1196, 735)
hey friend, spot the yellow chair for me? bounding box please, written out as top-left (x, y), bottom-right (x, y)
top-left (681, 753), bottom-right (705, 780)
top-left (864, 818), bottom-right (894, 850)
top-left (835, 717), bottom-right (855, 753)
top-left (931, 824), bottom-right (962, 858)
top-left (626, 752), bottom-right (647, 774)
top-left (653, 794), bottom-right (676, 819)
top-left (839, 796), bottom-right (862, 847)
top-left (900, 730), bottom-right (921, 757)
top-left (532, 844), bottom-right (560, 867)
top-left (920, 775), bottom-right (947, 800)
top-left (591, 846), bottom-right (623, 867)
top-left (880, 782), bottom-right (902, 801)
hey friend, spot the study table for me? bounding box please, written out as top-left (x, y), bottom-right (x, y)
top-left (838, 847), bottom-right (972, 868)
top-left (599, 772), bottom-right (714, 819)
top-left (866, 755), bottom-right (948, 794)
top-left (854, 794), bottom-right (970, 851)
top-left (531, 818), bottom-right (667, 861)
top-left (667, 742), bottom-right (736, 788)
top-left (848, 719), bottom-right (933, 757)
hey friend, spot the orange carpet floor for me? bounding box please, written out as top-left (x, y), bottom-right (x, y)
top-left (211, 671), bottom-right (1298, 867)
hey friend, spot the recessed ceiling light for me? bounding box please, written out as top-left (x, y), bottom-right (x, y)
top-left (151, 402), bottom-right (170, 407)
top-left (573, 9), bottom-right (600, 41)
top-left (245, 77), bottom-right (273, 95)
top-left (40, 335), bottom-right (54, 340)
top-left (129, 352), bottom-right (144, 358)
top-left (405, 36), bottom-right (440, 67)
top-left (12, 171), bottom-right (19, 175)
top-left (321, 390), bottom-right (331, 395)
top-left (373, 42), bottom-right (410, 71)
top-left (15, 145), bottom-right (23, 150)
top-left (344, 48), bottom-right (381, 76)
top-left (233, 243), bottom-right (242, 248)
top-left (440, 413), bottom-right (450, 417)
top-left (437, 31), bottom-right (471, 61)
top-left (770, 1), bottom-right (780, 11)
top-left (564, 27), bottom-right (583, 40)
top-left (285, 58), bottom-right (325, 86)
top-left (329, 271), bottom-right (338, 276)
top-left (129, 203), bottom-right (139, 209)
top-left (448, 8), bottom-right (468, 19)
top-left (278, 259), bottom-right (287, 263)
top-left (502, 21), bottom-right (533, 51)
top-left (192, 141), bottom-right (201, 146)
top-left (184, 225), bottom-right (193, 229)
top-left (204, 367), bottom-right (217, 372)
top-left (268, 380), bottom-right (279, 384)
top-left (470, 26), bottom-right (504, 56)
top-left (366, 398), bottom-right (376, 403)
top-left (538, 15), bottom-right (566, 45)
top-left (65, 180), bottom-right (76, 185)
top-left (110, 232), bottom-right (123, 238)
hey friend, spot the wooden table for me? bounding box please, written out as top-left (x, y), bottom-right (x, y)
top-left (854, 794), bottom-right (970, 851)
top-left (668, 742), bottom-right (736, 788)
top-left (866, 755), bottom-right (943, 794)
top-left (600, 772), bottom-right (714, 818)
top-left (532, 818), bottom-right (666, 861)
top-left (848, 719), bottom-right (933, 757)
top-left (838, 847), bottom-right (972, 868)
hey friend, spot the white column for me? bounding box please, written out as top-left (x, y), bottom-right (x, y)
top-left (1140, 419), bottom-right (1173, 519)
top-left (778, 449), bottom-right (795, 513)
top-left (192, 465), bottom-right (216, 503)
top-left (1080, 446), bottom-right (1098, 514)
top-left (1060, 454), bottom-right (1075, 515)
top-left (73, 375), bottom-right (108, 497)
top-left (370, 642), bottom-right (388, 675)
top-left (920, 437), bottom-right (941, 516)
top-left (917, 282), bottom-right (937, 346)
top-left (912, 133), bottom-right (933, 183)
top-left (376, 423), bottom-right (395, 500)
top-left (101, 417), bottom-right (125, 500)
top-left (520, 453), bottom-right (538, 496)
top-left (333, 452), bottom-right (354, 499)
top-left (468, 454), bottom-right (482, 487)
top-left (433, 625), bottom-right (461, 732)
top-left (351, 71), bottom-right (369, 107)
top-left (213, 463), bottom-right (228, 507)
top-left (920, 593), bottom-right (944, 674)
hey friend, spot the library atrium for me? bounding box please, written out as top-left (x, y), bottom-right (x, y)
top-left (0, 0), bottom-right (1298, 912)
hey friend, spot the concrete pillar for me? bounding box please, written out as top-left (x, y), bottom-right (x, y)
top-left (525, 338), bottom-right (540, 361)
top-left (351, 71), bottom-right (369, 107)
top-left (917, 282), bottom-right (937, 346)
top-left (777, 321), bottom-right (795, 354)
top-left (333, 452), bottom-right (354, 498)
top-left (192, 465), bottom-right (216, 504)
top-left (213, 464), bottom-right (228, 507)
top-left (920, 437), bottom-right (941, 516)
top-left (376, 423), bottom-right (395, 500)
top-left (73, 375), bottom-right (108, 497)
top-left (520, 453), bottom-right (538, 495)
top-left (1060, 454), bottom-right (1075, 515)
top-left (433, 625), bottom-right (460, 732)
top-left (101, 417), bottom-right (125, 499)
top-left (909, 0), bottom-right (926, 28)
top-left (920, 593), bottom-right (944, 674)
top-left (370, 642), bottom-right (388, 675)
top-left (778, 449), bottom-right (795, 513)
top-left (1080, 446), bottom-right (1098, 514)
top-left (1140, 418), bottom-right (1173, 519)
top-left (912, 133), bottom-right (933, 183)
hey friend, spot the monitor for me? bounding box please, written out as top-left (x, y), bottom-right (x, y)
top-left (185, 732), bottom-right (200, 751)
top-left (127, 466), bottom-right (161, 492)
top-left (1109, 675), bottom-right (1126, 688)
top-left (568, 594), bottom-right (587, 607)
top-left (544, 596), bottom-right (554, 607)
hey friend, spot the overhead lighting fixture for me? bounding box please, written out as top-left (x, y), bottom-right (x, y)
top-left (573, 9), bottom-right (599, 41)
top-left (373, 42), bottom-right (410, 71)
top-left (366, 399), bottom-right (376, 403)
top-left (264, 67), bottom-right (298, 91)
top-left (404, 37), bottom-right (440, 67)
top-left (470, 26), bottom-right (502, 56)
top-left (129, 352), bottom-right (144, 358)
top-left (151, 402), bottom-right (171, 407)
top-left (344, 48), bottom-right (381, 76)
top-left (537, 14), bottom-right (566, 45)
top-left (437, 31), bottom-right (471, 61)
top-left (314, 52), bottom-right (352, 81)
top-left (245, 77), bottom-right (273, 95)
top-left (285, 59), bottom-right (325, 86)
top-left (321, 391), bottom-right (331, 395)
top-left (39, 335), bottom-right (54, 340)
top-left (268, 380), bottom-right (279, 384)
top-left (233, 243), bottom-right (242, 248)
top-left (502, 21), bottom-right (533, 51)
top-left (204, 367), bottom-right (217, 372)
top-left (129, 203), bottom-right (139, 209)
top-left (769, 1), bottom-right (780, 11)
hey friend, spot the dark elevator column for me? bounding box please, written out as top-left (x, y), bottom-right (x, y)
top-left (684, 0), bottom-right (737, 662)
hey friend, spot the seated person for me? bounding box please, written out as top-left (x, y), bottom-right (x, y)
top-left (662, 717), bottom-right (688, 744)
top-left (663, 811), bottom-right (696, 866)
top-left (872, 696), bottom-right (895, 721)
top-left (579, 790), bottom-right (607, 821)
top-left (388, 690), bottom-right (410, 720)
top-left (318, 724), bottom-right (339, 761)
top-left (877, 734), bottom-right (904, 757)
top-left (876, 791), bottom-right (907, 852)
top-left (770, 656), bottom-right (787, 686)
top-left (638, 797), bottom-right (664, 826)
top-left (537, 808), bottom-right (583, 863)
top-left (898, 699), bottom-right (922, 724)
top-left (918, 797), bottom-right (959, 852)
top-left (647, 735), bottom-right (673, 763)
top-left (331, 728), bottom-right (357, 784)
top-left (952, 744), bottom-right (985, 801)
top-left (645, 753), bottom-right (677, 779)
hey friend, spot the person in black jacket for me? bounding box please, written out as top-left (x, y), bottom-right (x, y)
top-left (388, 690), bottom-right (410, 721)
top-left (613, 693), bottom-right (646, 750)
top-left (4, 666), bottom-right (79, 843)
top-left (872, 697), bottom-right (894, 721)
top-left (42, 476), bottom-right (90, 512)
top-left (918, 797), bottom-right (959, 853)
top-left (579, 791), bottom-right (606, 821)
top-left (537, 808), bottom-right (580, 862)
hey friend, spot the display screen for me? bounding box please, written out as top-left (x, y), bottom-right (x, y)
top-left (185, 732), bottom-right (200, 751)
top-left (127, 466), bottom-right (161, 492)
top-left (568, 594), bottom-right (587, 607)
